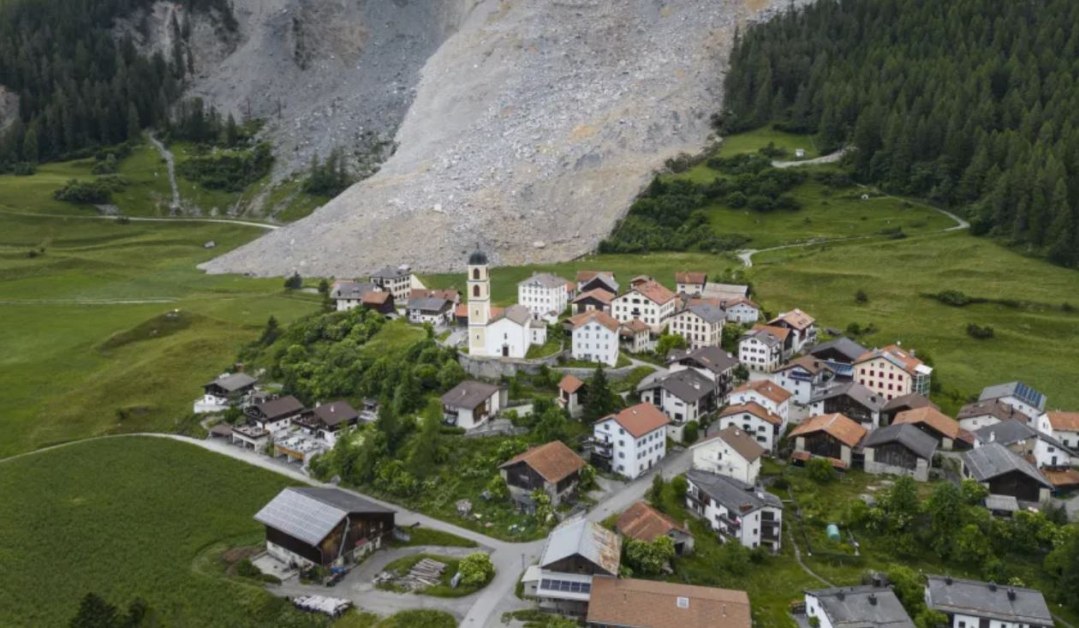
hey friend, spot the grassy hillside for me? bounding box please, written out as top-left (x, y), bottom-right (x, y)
top-left (0, 437), bottom-right (305, 627)
top-left (0, 210), bottom-right (319, 457)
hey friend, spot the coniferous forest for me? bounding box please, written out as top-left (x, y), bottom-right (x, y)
top-left (0, 0), bottom-right (234, 167)
top-left (721, 0), bottom-right (1079, 267)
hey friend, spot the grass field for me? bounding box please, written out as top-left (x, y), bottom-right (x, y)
top-left (0, 437), bottom-right (312, 627)
top-left (0, 210), bottom-right (319, 457)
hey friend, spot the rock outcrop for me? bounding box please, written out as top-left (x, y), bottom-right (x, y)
top-left (201, 0), bottom-right (791, 277)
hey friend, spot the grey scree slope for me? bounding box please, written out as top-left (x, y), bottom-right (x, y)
top-left (202, 0), bottom-right (799, 277)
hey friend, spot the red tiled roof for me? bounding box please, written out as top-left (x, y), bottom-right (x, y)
top-left (604, 403), bottom-right (670, 438)
top-left (769, 308), bottom-right (815, 330)
top-left (1044, 468), bottom-right (1079, 488)
top-left (616, 501), bottom-right (689, 543)
top-left (719, 402), bottom-right (783, 426)
top-left (894, 406), bottom-right (961, 440)
top-left (731, 380), bottom-right (793, 405)
top-left (630, 280), bottom-right (676, 305)
top-left (559, 374), bottom-right (585, 394)
top-left (675, 271), bottom-right (707, 285)
top-left (573, 288), bottom-right (615, 304)
top-left (1047, 411), bottom-right (1079, 432)
top-left (750, 324), bottom-right (791, 342)
top-left (790, 413), bottom-right (867, 448)
top-left (568, 309), bottom-right (620, 332)
top-left (587, 577), bottom-right (750, 628)
top-left (855, 344), bottom-right (926, 375)
top-left (500, 441), bottom-right (586, 484)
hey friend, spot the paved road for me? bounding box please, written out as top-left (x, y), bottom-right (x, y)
top-left (0, 207), bottom-right (278, 230)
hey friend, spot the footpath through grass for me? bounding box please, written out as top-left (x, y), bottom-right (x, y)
top-left (0, 437), bottom-right (308, 627)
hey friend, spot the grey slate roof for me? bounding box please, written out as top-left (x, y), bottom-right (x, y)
top-left (540, 517), bottom-right (621, 575)
top-left (667, 346), bottom-right (738, 374)
top-left (441, 380), bottom-right (500, 410)
top-left (957, 399), bottom-right (1030, 423)
top-left (979, 381), bottom-right (1046, 412)
top-left (407, 296), bottom-right (451, 312)
top-left (961, 442), bottom-right (1052, 487)
top-left (808, 337), bottom-right (869, 363)
top-left (810, 381), bottom-right (885, 411)
top-left (742, 328), bottom-right (781, 348)
top-left (686, 470), bottom-right (782, 513)
top-left (493, 304), bottom-right (533, 325)
top-left (519, 273), bottom-right (568, 290)
top-left (925, 576), bottom-right (1052, 625)
top-left (639, 368), bottom-right (713, 403)
top-left (975, 421), bottom-right (1076, 455)
top-left (862, 423), bottom-right (938, 460)
top-left (806, 585), bottom-right (915, 628)
top-left (331, 281), bottom-right (378, 300)
top-left (208, 372), bottom-right (257, 392)
top-left (371, 266), bottom-right (410, 280)
top-left (254, 487), bottom-right (392, 546)
top-left (684, 303), bottom-right (726, 324)
top-left (882, 393), bottom-right (936, 413)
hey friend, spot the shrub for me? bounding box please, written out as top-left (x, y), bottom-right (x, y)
top-left (966, 323), bottom-right (995, 339)
top-left (682, 421), bottom-right (699, 444)
top-left (283, 272), bottom-right (303, 290)
top-left (54, 178), bottom-right (114, 204)
top-left (855, 289), bottom-right (868, 304)
top-left (806, 457), bottom-right (837, 483)
top-left (458, 552), bottom-right (495, 587)
top-left (12, 161), bottom-right (36, 176)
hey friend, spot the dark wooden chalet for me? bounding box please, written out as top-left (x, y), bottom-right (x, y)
top-left (255, 487), bottom-right (395, 568)
top-left (962, 442), bottom-right (1053, 503)
top-left (499, 441), bottom-right (586, 509)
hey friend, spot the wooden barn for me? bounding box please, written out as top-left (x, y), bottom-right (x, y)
top-left (255, 487), bottom-right (395, 569)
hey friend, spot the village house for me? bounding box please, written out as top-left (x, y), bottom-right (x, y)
top-left (924, 576), bottom-right (1053, 628)
top-left (637, 368), bottom-right (716, 441)
top-left (789, 413), bottom-right (867, 469)
top-left (973, 421), bottom-right (1076, 470)
top-left (523, 518), bottom-right (621, 615)
top-left (690, 426), bottom-right (766, 485)
top-left (892, 406), bottom-right (970, 451)
top-left (674, 271), bottom-right (708, 296)
top-left (738, 325), bottom-right (790, 372)
top-left (196, 372), bottom-right (257, 413)
top-left (668, 303), bottom-right (725, 349)
top-left (854, 344), bottom-right (932, 401)
top-left (618, 319), bottom-right (652, 353)
top-left (557, 374), bottom-right (585, 419)
top-left (577, 270), bottom-right (619, 294)
top-left (718, 296), bottom-right (761, 324)
top-left (804, 585), bottom-right (914, 628)
top-left (880, 393), bottom-right (939, 425)
top-left (685, 469), bottom-right (783, 551)
top-left (808, 381), bottom-right (885, 429)
top-left (592, 403), bottom-right (670, 479)
top-left (255, 487), bottom-right (395, 569)
top-left (956, 398), bottom-right (1030, 432)
top-left (519, 273), bottom-right (570, 320)
top-left (499, 441), bottom-right (587, 511)
top-left (767, 309), bottom-right (817, 352)
top-left (359, 291), bottom-right (395, 315)
top-left (807, 336), bottom-right (868, 380)
top-left (862, 423), bottom-right (938, 481)
top-left (667, 346), bottom-right (739, 397)
top-left (616, 501), bottom-right (694, 555)
top-left (568, 310), bottom-right (621, 367)
top-left (728, 380), bottom-right (792, 423)
top-left (245, 395), bottom-right (305, 434)
top-left (1041, 411), bottom-right (1079, 450)
top-left (369, 265), bottom-right (415, 303)
top-left (771, 356), bottom-right (836, 406)
top-left (292, 401), bottom-right (359, 446)
top-left (406, 295), bottom-right (454, 326)
top-left (960, 442), bottom-right (1053, 504)
top-left (611, 279), bottom-right (677, 334)
top-left (586, 577), bottom-right (751, 628)
top-left (330, 280), bottom-right (383, 312)
top-left (440, 380), bottom-right (502, 430)
top-left (979, 381), bottom-right (1047, 420)
top-left (572, 288), bottom-right (615, 315)
top-left (714, 403), bottom-right (784, 452)
top-left (409, 288), bottom-right (460, 305)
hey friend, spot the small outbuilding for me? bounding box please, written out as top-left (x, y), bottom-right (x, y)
top-left (499, 440), bottom-right (587, 510)
top-left (441, 380), bottom-right (501, 430)
top-left (862, 423), bottom-right (938, 481)
top-left (789, 413), bottom-right (867, 468)
top-left (961, 442), bottom-right (1053, 504)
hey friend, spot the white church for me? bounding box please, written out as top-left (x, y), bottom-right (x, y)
top-left (467, 250), bottom-right (547, 358)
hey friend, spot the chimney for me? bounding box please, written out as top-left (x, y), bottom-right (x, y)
top-left (945, 576), bottom-right (953, 585)
top-left (990, 431), bottom-right (996, 442)
top-left (837, 591), bottom-right (845, 601)
top-left (988, 582), bottom-right (997, 592)
top-left (869, 593), bottom-right (878, 606)
top-left (1007, 589), bottom-right (1016, 601)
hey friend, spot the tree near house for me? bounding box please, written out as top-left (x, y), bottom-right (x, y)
top-left (458, 552), bottom-right (495, 587)
top-left (583, 366), bottom-right (617, 422)
top-left (622, 536), bottom-right (676, 577)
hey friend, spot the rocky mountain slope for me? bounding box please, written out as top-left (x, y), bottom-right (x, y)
top-left (198, 0), bottom-right (791, 277)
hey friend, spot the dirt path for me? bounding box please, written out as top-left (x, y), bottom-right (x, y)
top-left (771, 147), bottom-right (848, 169)
top-left (0, 207), bottom-right (278, 230)
top-left (147, 134), bottom-right (182, 214)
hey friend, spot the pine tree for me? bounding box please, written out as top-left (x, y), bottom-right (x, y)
top-left (583, 366), bottom-right (616, 422)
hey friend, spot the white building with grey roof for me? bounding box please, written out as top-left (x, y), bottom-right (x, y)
top-left (668, 302), bottom-right (726, 349)
top-left (805, 585), bottom-right (914, 628)
top-left (518, 273), bottom-right (570, 320)
top-left (196, 372), bottom-right (258, 413)
top-left (255, 487), bottom-right (395, 569)
top-left (440, 380), bottom-right (502, 430)
top-left (925, 576), bottom-right (1053, 628)
top-left (978, 381), bottom-right (1047, 421)
top-left (637, 368), bottom-right (716, 441)
top-left (685, 470), bottom-right (782, 552)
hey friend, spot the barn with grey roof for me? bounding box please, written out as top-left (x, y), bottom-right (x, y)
top-left (925, 576), bottom-right (1052, 627)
